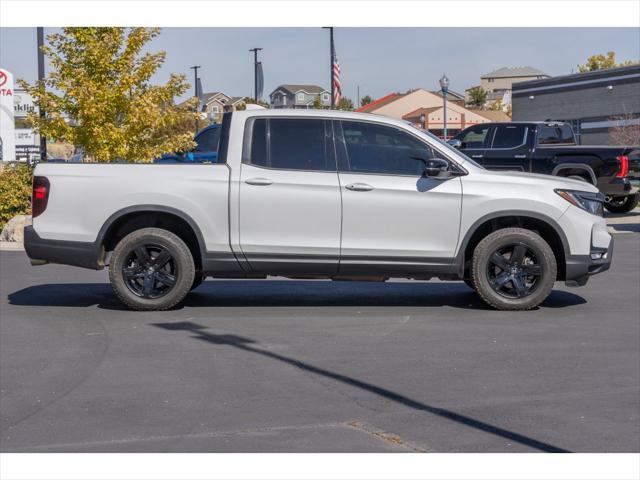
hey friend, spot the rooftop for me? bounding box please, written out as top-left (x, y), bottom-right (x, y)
top-left (272, 84), bottom-right (328, 95)
top-left (481, 66), bottom-right (550, 79)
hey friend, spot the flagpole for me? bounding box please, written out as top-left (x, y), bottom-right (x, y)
top-left (329, 27), bottom-right (334, 109)
top-left (322, 27), bottom-right (334, 109)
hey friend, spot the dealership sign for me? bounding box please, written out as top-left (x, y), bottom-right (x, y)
top-left (0, 68), bottom-right (17, 162)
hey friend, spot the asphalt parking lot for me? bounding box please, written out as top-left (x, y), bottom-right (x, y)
top-left (0, 233), bottom-right (638, 453)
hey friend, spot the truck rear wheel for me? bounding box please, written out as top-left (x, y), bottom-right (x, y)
top-left (108, 228), bottom-right (195, 311)
top-left (604, 193), bottom-right (639, 214)
top-left (471, 228), bottom-right (557, 311)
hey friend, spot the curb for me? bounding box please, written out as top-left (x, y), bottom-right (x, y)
top-left (0, 242), bottom-right (25, 251)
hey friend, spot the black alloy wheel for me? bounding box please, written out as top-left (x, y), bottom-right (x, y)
top-left (471, 227), bottom-right (557, 311)
top-left (122, 243), bottom-right (178, 299)
top-left (109, 228), bottom-right (195, 311)
top-left (486, 243), bottom-right (542, 299)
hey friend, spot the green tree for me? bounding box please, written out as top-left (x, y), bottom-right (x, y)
top-left (239, 97), bottom-right (270, 109)
top-left (577, 51), bottom-right (638, 73)
top-left (466, 86), bottom-right (487, 108)
top-left (360, 95), bottom-right (373, 107)
top-left (18, 27), bottom-right (198, 162)
top-left (337, 97), bottom-right (354, 111)
top-left (312, 96), bottom-right (326, 109)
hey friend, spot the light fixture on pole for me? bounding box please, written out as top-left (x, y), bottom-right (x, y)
top-left (439, 74), bottom-right (450, 139)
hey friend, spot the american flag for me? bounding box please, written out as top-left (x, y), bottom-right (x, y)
top-left (332, 47), bottom-right (341, 106)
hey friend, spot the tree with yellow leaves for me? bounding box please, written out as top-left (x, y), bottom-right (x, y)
top-left (577, 51), bottom-right (638, 73)
top-left (19, 28), bottom-right (199, 162)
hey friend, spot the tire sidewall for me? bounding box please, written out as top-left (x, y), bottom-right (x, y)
top-left (109, 228), bottom-right (195, 311)
top-left (472, 228), bottom-right (557, 310)
top-left (604, 193), bottom-right (639, 214)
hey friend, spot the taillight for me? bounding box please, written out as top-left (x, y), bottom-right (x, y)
top-left (616, 155), bottom-right (629, 178)
top-left (32, 176), bottom-right (50, 218)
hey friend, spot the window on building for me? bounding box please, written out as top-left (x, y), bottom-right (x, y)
top-left (338, 121), bottom-right (443, 176)
top-left (211, 105), bottom-right (219, 113)
top-left (538, 124), bottom-right (576, 145)
top-left (488, 78), bottom-right (495, 83)
top-left (491, 125), bottom-right (528, 148)
top-left (322, 93), bottom-right (329, 102)
top-left (247, 118), bottom-right (332, 171)
top-left (297, 92), bottom-right (305, 102)
top-left (458, 125), bottom-right (491, 149)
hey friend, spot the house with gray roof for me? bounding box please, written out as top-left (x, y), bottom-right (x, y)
top-left (466, 66), bottom-right (551, 109)
top-left (270, 84), bottom-right (331, 109)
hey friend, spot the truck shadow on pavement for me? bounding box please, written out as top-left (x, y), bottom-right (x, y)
top-left (8, 281), bottom-right (586, 310)
top-left (151, 320), bottom-right (571, 453)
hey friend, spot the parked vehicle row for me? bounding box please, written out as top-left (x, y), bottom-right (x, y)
top-left (24, 109), bottom-right (613, 311)
top-left (450, 121), bottom-right (640, 213)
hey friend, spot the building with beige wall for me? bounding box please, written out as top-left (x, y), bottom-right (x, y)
top-left (357, 88), bottom-right (501, 139)
top-left (466, 66), bottom-right (550, 108)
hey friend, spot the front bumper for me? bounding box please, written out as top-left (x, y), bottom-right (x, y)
top-left (564, 236), bottom-right (614, 287)
top-left (24, 226), bottom-right (103, 270)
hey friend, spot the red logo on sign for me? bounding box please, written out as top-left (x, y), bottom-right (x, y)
top-left (0, 71), bottom-right (7, 87)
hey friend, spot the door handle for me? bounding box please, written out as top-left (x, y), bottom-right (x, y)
top-left (471, 154), bottom-right (483, 159)
top-left (245, 177), bottom-right (273, 186)
top-left (345, 183), bottom-right (374, 192)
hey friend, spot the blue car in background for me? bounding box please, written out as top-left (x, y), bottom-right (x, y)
top-left (154, 124), bottom-right (221, 163)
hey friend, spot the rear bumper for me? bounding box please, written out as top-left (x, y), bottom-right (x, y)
top-left (564, 236), bottom-right (613, 287)
top-left (24, 226), bottom-right (103, 270)
top-left (599, 177), bottom-right (636, 197)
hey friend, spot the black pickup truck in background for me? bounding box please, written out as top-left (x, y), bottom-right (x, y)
top-left (450, 122), bottom-right (640, 213)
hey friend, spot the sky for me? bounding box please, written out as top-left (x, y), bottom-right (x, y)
top-left (1, 27), bottom-right (639, 104)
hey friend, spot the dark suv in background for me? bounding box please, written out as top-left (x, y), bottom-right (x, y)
top-left (450, 121), bottom-right (639, 213)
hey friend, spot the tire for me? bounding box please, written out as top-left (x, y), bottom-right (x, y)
top-left (191, 271), bottom-right (204, 291)
top-left (471, 228), bottom-right (557, 311)
top-left (604, 193), bottom-right (639, 214)
top-left (463, 278), bottom-right (475, 290)
top-left (109, 228), bottom-right (195, 311)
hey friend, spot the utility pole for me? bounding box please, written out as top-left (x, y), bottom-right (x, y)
top-left (190, 65), bottom-right (201, 130)
top-left (357, 85), bottom-right (360, 108)
top-left (37, 27), bottom-right (46, 162)
top-left (322, 27), bottom-right (335, 109)
top-left (249, 48), bottom-right (263, 102)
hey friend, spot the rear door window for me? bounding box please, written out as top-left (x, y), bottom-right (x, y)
top-left (538, 124), bottom-right (575, 145)
top-left (246, 118), bottom-right (334, 171)
top-left (491, 125), bottom-right (528, 148)
top-left (194, 127), bottom-right (221, 152)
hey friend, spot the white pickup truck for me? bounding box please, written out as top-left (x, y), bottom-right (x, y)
top-left (25, 108), bottom-right (613, 311)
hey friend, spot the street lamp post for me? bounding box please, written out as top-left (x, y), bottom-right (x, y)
top-left (190, 65), bottom-right (201, 130)
top-left (249, 48), bottom-right (263, 102)
top-left (37, 27), bottom-right (46, 162)
top-left (439, 74), bottom-right (450, 140)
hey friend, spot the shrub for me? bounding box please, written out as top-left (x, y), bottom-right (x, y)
top-left (0, 163), bottom-right (33, 231)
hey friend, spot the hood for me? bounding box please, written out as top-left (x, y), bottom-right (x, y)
top-left (483, 170), bottom-right (600, 193)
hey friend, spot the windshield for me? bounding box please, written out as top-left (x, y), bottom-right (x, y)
top-left (407, 125), bottom-right (485, 169)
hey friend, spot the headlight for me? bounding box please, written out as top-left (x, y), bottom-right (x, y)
top-left (555, 189), bottom-right (604, 216)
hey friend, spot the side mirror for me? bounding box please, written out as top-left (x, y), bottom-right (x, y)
top-left (447, 138), bottom-right (462, 149)
top-left (421, 158), bottom-right (450, 178)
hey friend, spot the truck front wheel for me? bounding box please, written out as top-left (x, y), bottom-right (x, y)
top-left (471, 228), bottom-right (557, 311)
top-left (108, 228), bottom-right (195, 311)
top-left (604, 193), bottom-right (639, 214)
